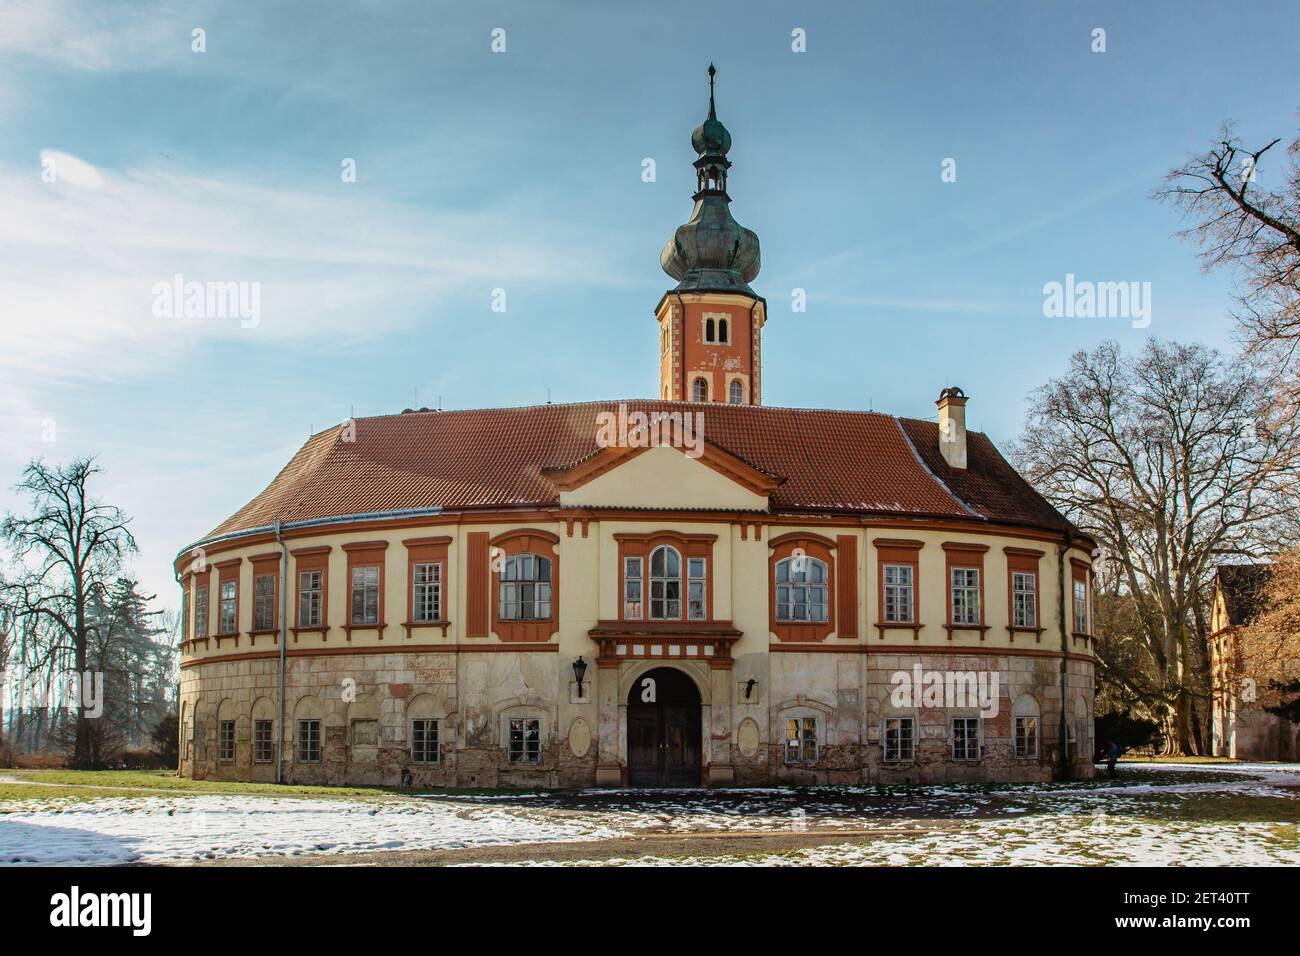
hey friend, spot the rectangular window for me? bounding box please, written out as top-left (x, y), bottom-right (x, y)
top-left (623, 556), bottom-right (643, 620)
top-left (1012, 571), bottom-right (1037, 628)
top-left (687, 557), bottom-right (707, 621)
top-left (298, 570), bottom-right (322, 627)
top-left (254, 573), bottom-right (276, 630)
top-left (181, 590), bottom-right (190, 642)
top-left (1073, 579), bottom-right (1089, 634)
top-left (1014, 716), bottom-right (1038, 758)
top-left (508, 717), bottom-right (541, 764)
top-left (350, 565), bottom-right (380, 625)
top-left (218, 580), bottom-right (237, 634)
top-left (195, 586), bottom-right (209, 638)
top-left (951, 717), bottom-right (981, 760)
top-left (499, 554), bottom-right (552, 621)
top-left (412, 561), bottom-right (442, 622)
top-left (297, 719), bottom-right (321, 762)
top-left (218, 719), bottom-right (235, 762)
top-left (883, 717), bottom-right (914, 762)
top-left (350, 719), bottom-right (379, 747)
top-left (411, 718), bottom-right (439, 763)
top-left (253, 719), bottom-right (273, 763)
top-left (784, 717), bottom-right (817, 763)
top-left (950, 567), bottom-right (980, 626)
top-left (883, 564), bottom-right (913, 623)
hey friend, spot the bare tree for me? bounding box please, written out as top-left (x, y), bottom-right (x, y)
top-left (1157, 118), bottom-right (1300, 398)
top-left (0, 458), bottom-right (136, 768)
top-left (1015, 340), bottom-right (1300, 754)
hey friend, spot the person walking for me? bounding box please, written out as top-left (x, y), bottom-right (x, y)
top-left (1106, 740), bottom-right (1119, 778)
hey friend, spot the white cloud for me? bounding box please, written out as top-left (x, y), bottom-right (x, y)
top-left (38, 148), bottom-right (105, 188)
top-left (0, 0), bottom-right (200, 72)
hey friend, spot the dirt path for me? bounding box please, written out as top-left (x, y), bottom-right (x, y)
top-left (194, 824), bottom-right (949, 867)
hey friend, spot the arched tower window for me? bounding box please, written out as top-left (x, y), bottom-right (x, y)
top-left (692, 378), bottom-right (708, 402)
top-left (718, 318), bottom-right (728, 343)
top-left (728, 379), bottom-right (743, 404)
top-left (705, 317), bottom-right (715, 342)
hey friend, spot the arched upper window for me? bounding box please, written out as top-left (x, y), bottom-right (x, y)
top-left (649, 545), bottom-right (681, 620)
top-left (705, 317), bottom-right (715, 343)
top-left (691, 378), bottom-right (708, 402)
top-left (499, 553), bottom-right (552, 620)
top-left (728, 379), bottom-right (743, 404)
top-left (718, 318), bottom-right (728, 343)
top-left (775, 555), bottom-right (829, 622)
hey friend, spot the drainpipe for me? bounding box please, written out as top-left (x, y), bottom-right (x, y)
top-left (1056, 532), bottom-right (1072, 780)
top-left (275, 518), bottom-right (288, 785)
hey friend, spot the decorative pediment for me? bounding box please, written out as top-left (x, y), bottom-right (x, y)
top-left (544, 441), bottom-right (780, 511)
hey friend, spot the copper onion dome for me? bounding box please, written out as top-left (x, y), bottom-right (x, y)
top-left (660, 65), bottom-right (761, 296)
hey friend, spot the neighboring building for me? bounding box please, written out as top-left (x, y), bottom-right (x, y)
top-left (175, 69), bottom-right (1096, 788)
top-left (1209, 564), bottom-right (1299, 760)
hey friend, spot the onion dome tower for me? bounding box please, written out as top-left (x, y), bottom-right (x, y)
top-left (655, 65), bottom-right (766, 405)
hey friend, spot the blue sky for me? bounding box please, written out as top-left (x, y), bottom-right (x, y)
top-left (1, 0), bottom-right (1297, 611)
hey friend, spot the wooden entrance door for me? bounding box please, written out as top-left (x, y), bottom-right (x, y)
top-left (627, 667), bottom-right (702, 787)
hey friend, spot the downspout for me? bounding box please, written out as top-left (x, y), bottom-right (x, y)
top-left (275, 519), bottom-right (288, 785)
top-left (674, 293), bottom-right (687, 401)
top-left (1056, 532), bottom-right (1072, 780)
top-left (747, 298), bottom-right (760, 404)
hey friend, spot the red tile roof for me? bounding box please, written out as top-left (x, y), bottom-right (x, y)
top-left (204, 401), bottom-right (1074, 540)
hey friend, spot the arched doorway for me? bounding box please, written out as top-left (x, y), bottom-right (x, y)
top-left (627, 667), bottom-right (702, 787)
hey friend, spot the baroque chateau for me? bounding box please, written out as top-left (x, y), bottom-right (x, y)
top-left (176, 69), bottom-right (1097, 787)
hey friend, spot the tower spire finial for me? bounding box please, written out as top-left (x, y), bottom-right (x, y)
top-left (707, 63), bottom-right (716, 119)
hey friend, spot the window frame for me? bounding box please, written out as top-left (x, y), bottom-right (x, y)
top-left (951, 716), bottom-right (981, 761)
top-left (783, 716), bottom-right (818, 764)
top-left (217, 719), bottom-right (236, 763)
top-left (691, 377), bottom-right (709, 402)
top-left (194, 584), bottom-right (209, 639)
top-left (774, 554), bottom-right (830, 623)
top-left (508, 717), bottom-right (542, 765)
top-left (1071, 560), bottom-right (1091, 636)
top-left (727, 378), bottom-right (744, 404)
top-left (499, 553), bottom-right (553, 621)
top-left (1014, 715), bottom-right (1038, 758)
top-left (649, 544), bottom-right (683, 621)
top-left (883, 716), bottom-right (916, 763)
top-left (616, 533), bottom-right (714, 625)
top-left (623, 555), bottom-right (644, 620)
top-left (873, 539), bottom-right (922, 634)
top-left (343, 540), bottom-right (387, 631)
top-left (292, 546), bottom-right (331, 631)
top-left (296, 718), bottom-right (321, 763)
top-left (410, 717), bottom-right (440, 764)
top-left (942, 542), bottom-right (988, 633)
top-left (253, 719), bottom-right (273, 763)
top-left (253, 571), bottom-right (277, 631)
top-left (769, 533), bottom-right (837, 642)
top-left (489, 530), bottom-right (561, 641)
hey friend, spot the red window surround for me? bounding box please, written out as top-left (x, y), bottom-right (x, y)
top-left (248, 551), bottom-right (281, 643)
top-left (402, 535), bottom-right (451, 637)
top-left (490, 529), bottom-right (560, 643)
top-left (214, 557), bottom-right (242, 644)
top-left (291, 545), bottom-right (331, 639)
top-left (768, 532), bottom-right (836, 643)
top-left (615, 531), bottom-right (717, 623)
top-left (1003, 546), bottom-right (1044, 642)
top-left (872, 538), bottom-right (922, 638)
top-left (942, 541), bottom-right (989, 639)
top-left (343, 540), bottom-right (388, 639)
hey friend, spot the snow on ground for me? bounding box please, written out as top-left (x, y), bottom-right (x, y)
top-left (0, 796), bottom-right (626, 865)
top-left (1, 762), bottom-right (1297, 866)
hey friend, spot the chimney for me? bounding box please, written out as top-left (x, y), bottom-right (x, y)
top-left (936, 386), bottom-right (968, 470)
